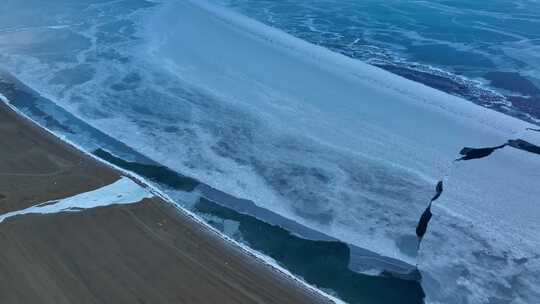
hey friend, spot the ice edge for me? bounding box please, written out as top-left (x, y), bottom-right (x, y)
top-left (0, 93), bottom-right (344, 304)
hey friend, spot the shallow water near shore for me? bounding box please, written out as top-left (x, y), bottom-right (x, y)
top-left (94, 148), bottom-right (425, 304)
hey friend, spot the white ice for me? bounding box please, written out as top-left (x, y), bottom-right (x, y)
top-left (0, 177), bottom-right (152, 223)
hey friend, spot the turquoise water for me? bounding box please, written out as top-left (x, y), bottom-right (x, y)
top-left (220, 0), bottom-right (540, 123)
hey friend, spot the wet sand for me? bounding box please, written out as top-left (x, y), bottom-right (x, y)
top-left (0, 101), bottom-right (331, 304)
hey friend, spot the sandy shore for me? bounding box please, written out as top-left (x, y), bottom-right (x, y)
top-left (0, 101), bottom-right (331, 304)
top-left (0, 102), bottom-right (118, 213)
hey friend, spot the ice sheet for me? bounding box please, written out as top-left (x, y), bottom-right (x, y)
top-left (144, 1), bottom-right (540, 302)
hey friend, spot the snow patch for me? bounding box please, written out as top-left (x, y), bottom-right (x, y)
top-left (0, 177), bottom-right (152, 223)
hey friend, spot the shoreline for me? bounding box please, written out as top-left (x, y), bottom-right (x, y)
top-left (1, 71), bottom-right (427, 304)
top-left (0, 96), bottom-right (337, 303)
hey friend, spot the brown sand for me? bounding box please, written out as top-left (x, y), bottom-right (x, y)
top-left (0, 102), bottom-right (331, 304)
top-left (0, 102), bottom-right (118, 213)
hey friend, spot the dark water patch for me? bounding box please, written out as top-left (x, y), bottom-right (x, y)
top-left (195, 197), bottom-right (425, 304)
top-left (198, 184), bottom-right (417, 278)
top-left (430, 181), bottom-right (443, 202)
top-left (93, 149), bottom-right (199, 191)
top-left (376, 64), bottom-right (503, 107)
top-left (416, 181), bottom-right (443, 244)
top-left (508, 96), bottom-right (540, 120)
top-left (455, 138), bottom-right (540, 162)
top-left (485, 72), bottom-right (540, 96)
top-left (507, 139), bottom-right (540, 155)
top-left (0, 194), bottom-right (5, 200)
top-left (456, 144), bottom-right (507, 161)
top-left (416, 204), bottom-right (433, 242)
top-left (201, 184), bottom-right (320, 236)
top-left (378, 65), bottom-right (470, 97)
